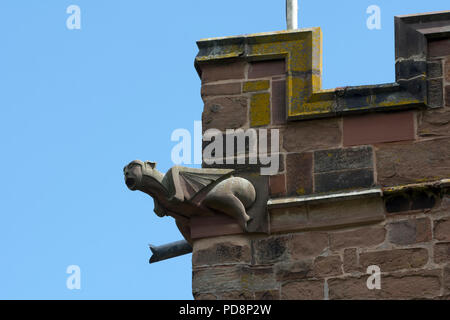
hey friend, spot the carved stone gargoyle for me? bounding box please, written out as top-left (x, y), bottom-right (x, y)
top-left (123, 160), bottom-right (257, 243)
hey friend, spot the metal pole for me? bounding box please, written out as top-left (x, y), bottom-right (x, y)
top-left (149, 240), bottom-right (192, 264)
top-left (286, 0), bottom-right (298, 30)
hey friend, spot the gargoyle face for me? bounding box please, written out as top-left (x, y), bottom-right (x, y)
top-left (123, 160), bottom-right (144, 190)
top-left (123, 160), bottom-right (157, 191)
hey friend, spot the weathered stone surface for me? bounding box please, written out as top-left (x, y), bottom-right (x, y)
top-left (311, 255), bottom-right (343, 278)
top-left (328, 270), bottom-right (441, 299)
top-left (330, 226), bottom-right (386, 251)
top-left (269, 205), bottom-right (308, 233)
top-left (434, 242), bottom-right (450, 263)
top-left (201, 60), bottom-right (247, 83)
top-left (243, 80), bottom-right (270, 92)
top-left (387, 218), bottom-right (432, 245)
top-left (255, 290), bottom-right (280, 300)
top-left (376, 138), bottom-right (450, 187)
top-left (359, 248), bottom-right (428, 272)
top-left (269, 174), bottom-right (286, 197)
top-left (250, 93), bottom-right (271, 127)
top-left (444, 264), bottom-right (450, 294)
top-left (250, 266), bottom-right (278, 292)
top-left (192, 266), bottom-right (248, 294)
top-left (288, 232), bottom-right (328, 260)
top-left (193, 265), bottom-right (277, 295)
top-left (194, 293), bottom-right (217, 300)
top-left (427, 60), bottom-right (443, 78)
top-left (343, 248), bottom-right (361, 273)
top-left (271, 198), bottom-right (386, 233)
top-left (396, 60), bottom-right (427, 80)
top-left (190, 214), bottom-right (242, 240)
top-left (272, 79), bottom-right (286, 125)
top-left (248, 60), bottom-right (285, 79)
top-left (428, 79), bottom-right (444, 108)
top-left (203, 97), bottom-right (248, 131)
top-left (418, 109), bottom-right (450, 138)
top-left (446, 58), bottom-right (450, 82)
top-left (220, 291), bottom-right (254, 300)
top-left (314, 168), bottom-right (374, 193)
top-left (274, 260), bottom-right (313, 281)
top-left (428, 39), bottom-right (450, 57)
top-left (201, 82), bottom-right (242, 97)
top-left (308, 197), bottom-right (385, 230)
top-left (343, 111), bottom-right (416, 146)
top-left (434, 218), bottom-right (450, 242)
top-left (283, 118), bottom-right (342, 153)
top-left (281, 280), bottom-right (324, 300)
top-left (253, 235), bottom-right (289, 264)
top-left (192, 235), bottom-right (251, 266)
top-left (314, 146), bottom-right (373, 173)
top-left (286, 153), bottom-right (313, 195)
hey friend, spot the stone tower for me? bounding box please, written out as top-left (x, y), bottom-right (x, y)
top-left (190, 11), bottom-right (450, 300)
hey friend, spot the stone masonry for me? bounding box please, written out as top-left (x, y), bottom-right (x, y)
top-left (191, 11), bottom-right (450, 300)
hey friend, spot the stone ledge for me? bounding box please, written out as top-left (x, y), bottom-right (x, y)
top-left (269, 196), bottom-right (385, 234)
top-left (268, 188), bottom-right (382, 208)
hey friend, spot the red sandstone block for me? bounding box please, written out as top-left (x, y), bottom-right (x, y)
top-left (311, 255), bottom-right (343, 278)
top-left (190, 214), bottom-right (243, 239)
top-left (343, 248), bottom-right (361, 273)
top-left (376, 137), bottom-right (450, 186)
top-left (387, 217), bottom-right (432, 245)
top-left (330, 226), bottom-right (386, 251)
top-left (269, 174), bottom-right (286, 197)
top-left (434, 242), bottom-right (450, 264)
top-left (192, 237), bottom-right (251, 266)
top-left (434, 218), bottom-right (450, 242)
top-left (272, 79), bottom-right (286, 125)
top-left (328, 270), bottom-right (441, 299)
top-left (286, 153), bottom-right (313, 196)
top-left (446, 58), bottom-right (450, 82)
top-left (283, 118), bottom-right (342, 153)
top-left (281, 280), bottom-right (324, 300)
top-left (428, 39), bottom-right (450, 57)
top-left (248, 60), bottom-right (285, 79)
top-left (343, 111), bottom-right (415, 146)
top-left (201, 82), bottom-right (242, 97)
top-left (359, 248), bottom-right (428, 272)
top-left (201, 61), bottom-right (246, 83)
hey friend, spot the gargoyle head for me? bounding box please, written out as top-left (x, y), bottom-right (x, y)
top-left (123, 160), bottom-right (158, 191)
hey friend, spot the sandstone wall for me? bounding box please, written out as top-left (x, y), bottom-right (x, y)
top-left (191, 12), bottom-right (450, 300)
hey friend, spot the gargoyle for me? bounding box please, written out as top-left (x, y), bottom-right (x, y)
top-left (123, 160), bottom-right (256, 243)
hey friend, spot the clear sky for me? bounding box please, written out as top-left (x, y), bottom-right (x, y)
top-left (0, 0), bottom-right (447, 300)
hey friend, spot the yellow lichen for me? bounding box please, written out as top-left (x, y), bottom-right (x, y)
top-left (243, 80), bottom-right (270, 93)
top-left (250, 93), bottom-right (271, 127)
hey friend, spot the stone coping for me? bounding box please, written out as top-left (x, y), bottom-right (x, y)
top-left (267, 188), bottom-right (382, 208)
top-left (195, 11), bottom-right (450, 121)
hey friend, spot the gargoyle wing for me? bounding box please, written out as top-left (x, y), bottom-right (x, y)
top-left (170, 167), bottom-right (234, 203)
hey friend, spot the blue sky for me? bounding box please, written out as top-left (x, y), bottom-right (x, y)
top-left (0, 0), bottom-right (447, 300)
